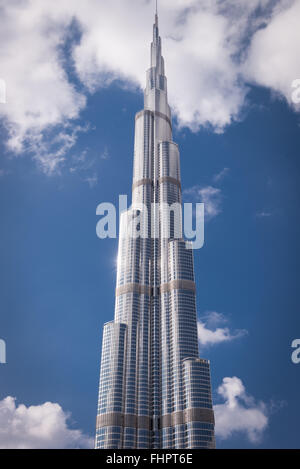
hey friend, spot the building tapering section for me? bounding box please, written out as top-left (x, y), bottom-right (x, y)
top-left (95, 13), bottom-right (215, 449)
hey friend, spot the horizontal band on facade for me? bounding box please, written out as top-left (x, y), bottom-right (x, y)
top-left (115, 280), bottom-right (195, 297)
top-left (158, 176), bottom-right (181, 189)
top-left (96, 413), bottom-right (150, 429)
top-left (96, 408), bottom-right (214, 430)
top-left (161, 408), bottom-right (215, 428)
top-left (115, 283), bottom-right (151, 297)
top-left (132, 176), bottom-right (181, 191)
top-left (135, 109), bottom-right (172, 129)
top-left (160, 279), bottom-right (196, 293)
top-left (132, 178), bottom-right (152, 191)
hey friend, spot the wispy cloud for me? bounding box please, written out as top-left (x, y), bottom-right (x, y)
top-left (84, 173), bottom-right (98, 188)
top-left (213, 167), bottom-right (230, 183)
top-left (29, 125), bottom-right (89, 175)
top-left (214, 377), bottom-right (268, 444)
top-left (0, 397), bottom-right (93, 449)
top-left (198, 311), bottom-right (247, 347)
top-left (70, 149), bottom-right (94, 171)
top-left (100, 146), bottom-right (110, 160)
top-left (256, 211), bottom-right (272, 218)
top-left (184, 185), bottom-right (222, 220)
top-left (0, 169), bottom-right (9, 178)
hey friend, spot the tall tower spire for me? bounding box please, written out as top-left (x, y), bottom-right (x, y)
top-left (145, 6), bottom-right (169, 117)
top-left (95, 10), bottom-right (216, 450)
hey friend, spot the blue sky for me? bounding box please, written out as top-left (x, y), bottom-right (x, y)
top-left (0, 0), bottom-right (300, 449)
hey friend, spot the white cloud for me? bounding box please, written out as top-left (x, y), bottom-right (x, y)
top-left (0, 1), bottom-right (87, 172)
top-left (198, 311), bottom-right (247, 347)
top-left (214, 377), bottom-right (268, 443)
top-left (0, 396), bottom-right (93, 449)
top-left (184, 185), bottom-right (222, 220)
top-left (162, 8), bottom-right (248, 133)
top-left (202, 311), bottom-right (228, 326)
top-left (244, 0), bottom-right (300, 108)
top-left (0, 0), bottom-right (299, 173)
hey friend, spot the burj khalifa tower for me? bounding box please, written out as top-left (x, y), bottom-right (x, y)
top-left (95, 8), bottom-right (215, 449)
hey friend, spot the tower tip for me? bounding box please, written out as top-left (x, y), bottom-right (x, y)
top-left (154, 0), bottom-right (159, 27)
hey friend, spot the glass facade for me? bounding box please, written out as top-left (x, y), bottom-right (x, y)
top-left (95, 13), bottom-right (215, 449)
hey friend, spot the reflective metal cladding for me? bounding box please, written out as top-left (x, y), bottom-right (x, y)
top-left (95, 13), bottom-right (215, 449)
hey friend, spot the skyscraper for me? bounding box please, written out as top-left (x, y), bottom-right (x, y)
top-left (95, 10), bottom-right (215, 449)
